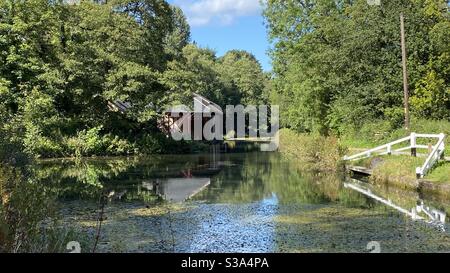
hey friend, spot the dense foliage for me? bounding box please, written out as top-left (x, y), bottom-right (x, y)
top-left (264, 0), bottom-right (449, 135)
top-left (0, 0), bottom-right (267, 158)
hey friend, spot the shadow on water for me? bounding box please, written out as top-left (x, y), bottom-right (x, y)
top-left (24, 151), bottom-right (450, 253)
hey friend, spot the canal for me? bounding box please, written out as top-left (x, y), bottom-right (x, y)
top-left (34, 152), bottom-right (450, 253)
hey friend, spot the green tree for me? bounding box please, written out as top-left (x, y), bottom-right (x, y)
top-left (0, 0), bottom-right (278, 158)
top-left (217, 50), bottom-right (267, 105)
top-left (264, 0), bottom-right (450, 135)
top-left (410, 3), bottom-right (450, 119)
top-left (161, 44), bottom-right (226, 107)
top-left (164, 5), bottom-right (191, 59)
top-left (0, 0), bottom-right (180, 157)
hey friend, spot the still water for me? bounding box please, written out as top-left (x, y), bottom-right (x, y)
top-left (34, 152), bottom-right (450, 253)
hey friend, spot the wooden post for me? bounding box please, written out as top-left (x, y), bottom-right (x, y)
top-left (400, 13), bottom-right (410, 131)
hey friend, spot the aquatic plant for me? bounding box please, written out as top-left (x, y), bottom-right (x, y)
top-left (0, 165), bottom-right (83, 253)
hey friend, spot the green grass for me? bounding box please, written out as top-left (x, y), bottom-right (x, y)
top-left (428, 162), bottom-right (450, 183)
top-left (343, 134), bottom-right (450, 155)
top-left (342, 118), bottom-right (450, 184)
top-left (283, 118), bottom-right (450, 184)
top-left (340, 118), bottom-right (450, 155)
top-left (340, 138), bottom-right (376, 150)
top-left (352, 155), bottom-right (450, 184)
top-left (354, 155), bottom-right (421, 177)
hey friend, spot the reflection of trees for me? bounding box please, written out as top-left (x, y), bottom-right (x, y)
top-left (0, 165), bottom-right (79, 252)
top-left (33, 158), bottom-right (140, 199)
top-left (195, 153), bottom-right (272, 203)
top-left (31, 153), bottom-right (378, 208)
top-left (196, 153), bottom-right (371, 207)
top-left (338, 186), bottom-right (373, 209)
top-left (32, 155), bottom-right (224, 202)
top-left (266, 157), bottom-right (371, 208)
top-left (267, 163), bottom-right (334, 205)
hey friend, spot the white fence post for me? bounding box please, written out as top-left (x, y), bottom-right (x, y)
top-left (416, 167), bottom-right (422, 179)
top-left (410, 132), bottom-right (417, 157)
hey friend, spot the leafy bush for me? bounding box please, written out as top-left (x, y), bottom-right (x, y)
top-left (67, 127), bottom-right (104, 157)
top-left (137, 133), bottom-right (192, 154)
top-left (23, 122), bottom-right (204, 158)
top-left (102, 134), bottom-right (136, 156)
top-left (0, 125), bottom-right (30, 166)
top-left (67, 127), bottom-right (135, 157)
top-left (391, 118), bottom-right (450, 154)
top-left (24, 131), bottom-right (65, 159)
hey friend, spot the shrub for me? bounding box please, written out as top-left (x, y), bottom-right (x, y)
top-left (137, 133), bottom-right (190, 154)
top-left (67, 127), bottom-right (104, 157)
top-left (279, 129), bottom-right (347, 172)
top-left (0, 128), bottom-right (30, 166)
top-left (102, 134), bottom-right (136, 156)
top-left (67, 127), bottom-right (135, 157)
top-left (25, 135), bottom-right (64, 159)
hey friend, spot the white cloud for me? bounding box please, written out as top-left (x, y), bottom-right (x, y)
top-left (174, 0), bottom-right (262, 27)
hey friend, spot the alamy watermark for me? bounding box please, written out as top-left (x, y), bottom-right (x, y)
top-left (67, 241), bottom-right (81, 253)
top-left (165, 103), bottom-right (280, 152)
top-left (367, 241), bottom-right (381, 253)
top-left (367, 0), bottom-right (381, 6)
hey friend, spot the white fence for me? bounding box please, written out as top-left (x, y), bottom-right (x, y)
top-left (343, 133), bottom-right (446, 178)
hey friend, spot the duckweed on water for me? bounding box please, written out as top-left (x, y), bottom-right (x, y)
top-left (27, 153), bottom-right (450, 253)
top-left (274, 205), bottom-right (450, 253)
top-left (62, 200), bottom-right (450, 253)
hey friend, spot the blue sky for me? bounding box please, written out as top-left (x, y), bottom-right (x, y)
top-left (168, 0), bottom-right (272, 71)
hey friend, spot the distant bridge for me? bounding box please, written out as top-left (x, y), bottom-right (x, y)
top-left (224, 137), bottom-right (276, 144)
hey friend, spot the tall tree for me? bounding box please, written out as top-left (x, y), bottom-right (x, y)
top-left (217, 50), bottom-right (267, 105)
top-left (0, 0), bottom-right (178, 157)
top-left (161, 44), bottom-right (226, 107)
top-left (164, 5), bottom-right (191, 59)
top-left (264, 0), bottom-right (450, 135)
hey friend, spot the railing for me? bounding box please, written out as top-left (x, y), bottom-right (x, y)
top-left (417, 134), bottom-right (446, 178)
top-left (343, 133), bottom-right (446, 178)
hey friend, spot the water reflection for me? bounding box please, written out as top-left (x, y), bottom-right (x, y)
top-left (345, 179), bottom-right (447, 231)
top-left (147, 178), bottom-right (211, 203)
top-left (25, 152), bottom-right (450, 252)
top-left (33, 154), bottom-right (224, 203)
top-left (34, 152), bottom-right (450, 215)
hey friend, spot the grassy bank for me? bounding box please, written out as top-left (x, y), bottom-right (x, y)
top-left (279, 123), bottom-right (449, 190)
top-left (0, 164), bottom-right (87, 252)
top-left (278, 129), bottom-right (347, 172)
top-left (352, 155), bottom-right (450, 189)
top-left (340, 118), bottom-right (450, 188)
